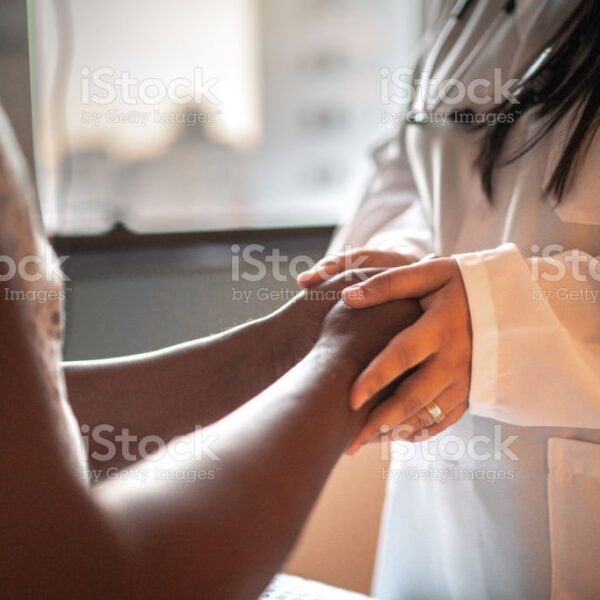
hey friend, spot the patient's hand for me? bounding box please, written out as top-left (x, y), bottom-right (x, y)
top-left (315, 297), bottom-right (421, 375)
top-left (269, 268), bottom-right (388, 373)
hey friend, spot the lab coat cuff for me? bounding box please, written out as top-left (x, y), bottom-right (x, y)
top-left (453, 243), bottom-right (523, 421)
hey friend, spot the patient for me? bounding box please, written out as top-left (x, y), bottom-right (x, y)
top-left (0, 103), bottom-right (419, 599)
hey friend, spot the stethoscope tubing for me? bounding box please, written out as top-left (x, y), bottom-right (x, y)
top-left (405, 0), bottom-right (555, 126)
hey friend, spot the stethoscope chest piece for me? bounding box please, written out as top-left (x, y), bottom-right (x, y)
top-left (405, 107), bottom-right (477, 126)
top-left (406, 110), bottom-right (430, 125)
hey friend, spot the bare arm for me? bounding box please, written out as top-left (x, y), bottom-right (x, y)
top-left (3, 282), bottom-right (419, 599)
top-left (64, 272), bottom-right (377, 477)
top-left (64, 313), bottom-right (297, 477)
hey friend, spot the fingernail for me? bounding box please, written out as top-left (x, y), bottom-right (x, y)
top-left (322, 261), bottom-right (339, 273)
top-left (350, 393), bottom-right (365, 411)
top-left (297, 270), bottom-right (313, 282)
top-left (342, 285), bottom-right (365, 303)
top-left (347, 442), bottom-right (362, 456)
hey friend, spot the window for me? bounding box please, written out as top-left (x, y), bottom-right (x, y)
top-left (31, 0), bottom-right (421, 235)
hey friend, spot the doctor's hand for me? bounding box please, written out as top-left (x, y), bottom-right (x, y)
top-left (342, 258), bottom-right (472, 454)
top-left (296, 248), bottom-right (419, 288)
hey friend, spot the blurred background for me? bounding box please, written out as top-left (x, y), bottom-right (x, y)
top-left (1, 0), bottom-right (422, 594)
top-left (31, 0), bottom-right (421, 235)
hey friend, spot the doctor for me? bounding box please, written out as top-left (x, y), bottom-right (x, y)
top-left (299, 0), bottom-right (600, 598)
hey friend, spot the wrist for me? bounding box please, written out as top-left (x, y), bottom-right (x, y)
top-left (257, 310), bottom-right (302, 381)
top-left (264, 291), bottom-right (334, 376)
top-left (309, 336), bottom-right (362, 381)
top-left (294, 341), bottom-right (361, 416)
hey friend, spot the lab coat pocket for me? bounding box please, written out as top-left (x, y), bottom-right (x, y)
top-left (547, 437), bottom-right (600, 599)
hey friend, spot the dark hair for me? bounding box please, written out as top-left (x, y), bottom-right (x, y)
top-left (476, 0), bottom-right (600, 201)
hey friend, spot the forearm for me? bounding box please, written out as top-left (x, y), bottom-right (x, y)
top-left (66, 270), bottom-right (387, 477)
top-left (95, 299), bottom-right (420, 599)
top-left (65, 312), bottom-right (293, 475)
top-left (95, 345), bottom-right (365, 600)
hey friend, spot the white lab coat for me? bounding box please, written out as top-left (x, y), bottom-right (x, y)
top-left (332, 1), bottom-right (600, 598)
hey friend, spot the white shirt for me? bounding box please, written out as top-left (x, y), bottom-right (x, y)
top-left (332, 1), bottom-right (600, 597)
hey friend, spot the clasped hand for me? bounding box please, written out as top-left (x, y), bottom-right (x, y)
top-left (297, 249), bottom-right (473, 454)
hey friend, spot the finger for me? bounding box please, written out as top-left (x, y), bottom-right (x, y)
top-left (363, 384), bottom-right (467, 446)
top-left (342, 259), bottom-right (455, 308)
top-left (363, 402), bottom-right (466, 447)
top-left (297, 254), bottom-right (346, 287)
top-left (347, 358), bottom-right (450, 454)
top-left (405, 401), bottom-right (467, 442)
top-left (349, 310), bottom-right (441, 410)
top-left (396, 384), bottom-right (466, 440)
top-left (298, 249), bottom-right (399, 288)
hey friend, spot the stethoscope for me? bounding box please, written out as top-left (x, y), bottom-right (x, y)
top-left (406, 0), bottom-right (554, 125)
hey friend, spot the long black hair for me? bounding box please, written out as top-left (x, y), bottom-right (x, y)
top-left (477, 0), bottom-right (600, 201)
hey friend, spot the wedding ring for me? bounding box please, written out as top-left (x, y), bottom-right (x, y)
top-left (426, 401), bottom-right (445, 424)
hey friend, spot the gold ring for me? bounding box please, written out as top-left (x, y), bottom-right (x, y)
top-left (426, 401), bottom-right (445, 424)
